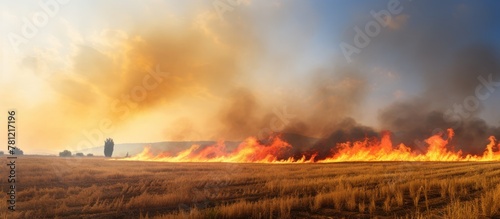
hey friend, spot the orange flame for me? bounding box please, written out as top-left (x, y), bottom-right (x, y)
top-left (124, 137), bottom-right (314, 163)
top-left (123, 129), bottom-right (500, 163)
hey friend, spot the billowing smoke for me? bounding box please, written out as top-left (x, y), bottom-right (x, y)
top-left (217, 88), bottom-right (263, 140)
top-left (26, 3), bottom-right (266, 148)
top-left (14, 1), bottom-right (500, 155)
top-left (363, 1), bottom-right (500, 154)
top-left (280, 118), bottom-right (379, 160)
top-left (378, 47), bottom-right (500, 154)
top-left (270, 1), bottom-right (500, 156)
top-left (258, 1), bottom-right (500, 158)
top-left (26, 1), bottom-right (373, 149)
top-left (49, 17), bottom-right (261, 121)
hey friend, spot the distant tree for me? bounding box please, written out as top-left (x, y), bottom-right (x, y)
top-left (87, 153), bottom-right (94, 157)
top-left (59, 150), bottom-right (72, 157)
top-left (104, 138), bottom-right (114, 157)
top-left (125, 152), bottom-right (129, 158)
top-left (13, 147), bottom-right (24, 155)
top-left (75, 152), bottom-right (84, 157)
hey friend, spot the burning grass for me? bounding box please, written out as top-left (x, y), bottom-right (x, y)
top-left (123, 129), bottom-right (500, 163)
top-left (1, 156), bottom-right (500, 218)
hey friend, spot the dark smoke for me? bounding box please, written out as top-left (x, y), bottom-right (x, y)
top-left (261, 1), bottom-right (500, 156)
top-left (295, 118), bottom-right (379, 160)
top-left (366, 1), bottom-right (500, 154)
top-left (218, 88), bottom-right (263, 140)
top-left (278, 67), bottom-right (369, 138)
top-left (215, 1), bottom-right (500, 156)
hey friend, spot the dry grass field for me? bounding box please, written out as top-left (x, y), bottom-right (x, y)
top-left (1, 156), bottom-right (500, 219)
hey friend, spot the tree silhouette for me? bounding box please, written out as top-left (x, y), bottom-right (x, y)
top-left (13, 147), bottom-right (24, 155)
top-left (59, 150), bottom-right (72, 157)
top-left (104, 138), bottom-right (114, 157)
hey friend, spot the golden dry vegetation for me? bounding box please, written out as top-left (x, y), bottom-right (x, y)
top-left (1, 156), bottom-right (500, 218)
